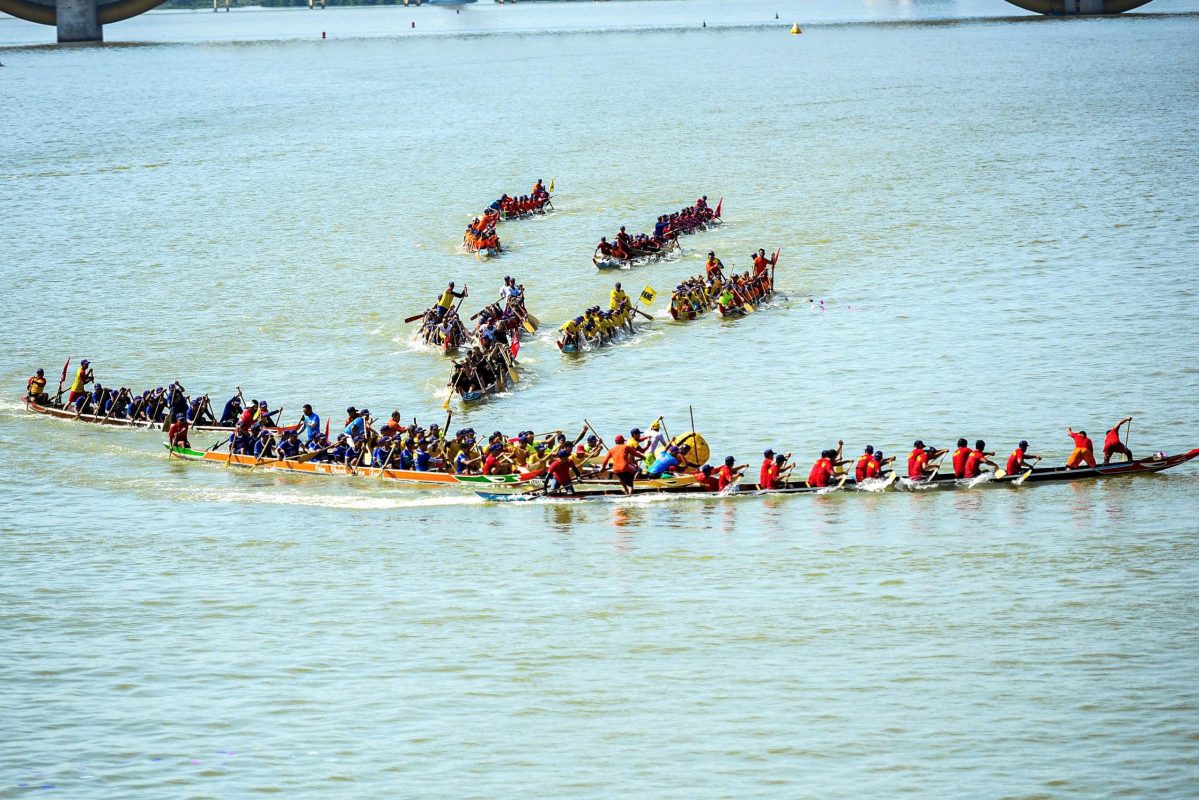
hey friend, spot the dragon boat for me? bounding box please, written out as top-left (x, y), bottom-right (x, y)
top-left (165, 444), bottom-right (544, 488)
top-left (24, 398), bottom-right (298, 435)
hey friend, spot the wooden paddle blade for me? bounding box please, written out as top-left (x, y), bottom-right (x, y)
top-left (743, 304), bottom-right (756, 314)
top-left (404, 313), bottom-right (426, 324)
top-left (524, 312), bottom-right (540, 327)
top-left (522, 319), bottom-right (536, 334)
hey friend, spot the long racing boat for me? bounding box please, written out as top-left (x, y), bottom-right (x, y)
top-left (24, 398), bottom-right (298, 434)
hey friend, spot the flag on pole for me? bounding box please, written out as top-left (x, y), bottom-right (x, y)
top-left (639, 285), bottom-right (657, 306)
top-left (714, 197), bottom-right (723, 218)
top-left (548, 178), bottom-right (555, 193)
top-left (59, 357), bottom-right (70, 384)
top-left (510, 331), bottom-right (521, 359)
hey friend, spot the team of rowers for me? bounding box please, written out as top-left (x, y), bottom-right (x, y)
top-left (670, 249), bottom-right (778, 319)
top-left (25, 363), bottom-right (1139, 494)
top-left (594, 196), bottom-right (720, 262)
top-left (556, 282), bottom-right (645, 351)
top-left (414, 278), bottom-right (533, 353)
top-left (487, 179), bottom-right (552, 219)
top-left (463, 209), bottom-right (502, 254)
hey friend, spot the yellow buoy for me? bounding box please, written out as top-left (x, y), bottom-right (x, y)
top-left (671, 432), bottom-right (711, 469)
top-left (790, 23), bottom-right (801, 34)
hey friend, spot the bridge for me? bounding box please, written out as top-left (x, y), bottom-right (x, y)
top-left (0, 0), bottom-right (1157, 44)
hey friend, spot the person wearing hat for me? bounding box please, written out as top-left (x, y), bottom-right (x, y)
top-left (545, 447), bottom-right (582, 495)
top-left (963, 440), bottom-right (998, 479)
top-left (907, 440), bottom-right (946, 481)
top-left (253, 428), bottom-right (277, 460)
top-left (807, 449), bottom-right (837, 488)
top-left (646, 445), bottom-right (683, 479)
top-left (759, 449), bottom-right (779, 489)
top-left (26, 368), bottom-right (48, 404)
top-left (344, 409), bottom-right (368, 440)
top-left (710, 456), bottom-right (741, 491)
top-left (482, 442), bottom-right (509, 476)
top-left (694, 464), bottom-right (720, 492)
top-left (220, 392), bottom-right (244, 426)
top-left (1005, 441), bottom-right (1040, 475)
top-left (600, 434), bottom-right (638, 495)
top-left (66, 359), bottom-right (93, 405)
top-left (609, 282), bottom-right (629, 311)
top-left (278, 429), bottom-right (304, 460)
top-left (167, 413), bottom-right (190, 449)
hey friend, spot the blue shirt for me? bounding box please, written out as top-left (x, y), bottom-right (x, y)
top-left (399, 449), bottom-right (415, 470)
top-left (373, 446), bottom-right (390, 466)
top-left (278, 439), bottom-right (301, 458)
top-left (648, 453), bottom-right (680, 477)
top-left (301, 413), bottom-right (321, 443)
top-left (415, 450), bottom-right (431, 472)
top-left (344, 417), bottom-right (366, 438)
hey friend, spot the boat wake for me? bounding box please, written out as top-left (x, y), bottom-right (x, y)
top-left (166, 486), bottom-right (486, 510)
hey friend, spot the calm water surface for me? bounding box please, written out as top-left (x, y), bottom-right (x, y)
top-left (2, 1), bottom-right (1199, 796)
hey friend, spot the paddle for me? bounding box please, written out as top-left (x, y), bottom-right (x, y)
top-left (249, 433), bottom-right (277, 472)
top-left (498, 344), bottom-right (520, 383)
top-left (1125, 417), bottom-right (1133, 462)
top-left (224, 436), bottom-right (236, 469)
top-left (1014, 456), bottom-right (1041, 486)
top-left (633, 308), bottom-right (654, 321)
top-left (99, 388), bottom-right (127, 423)
top-left (376, 443), bottom-right (398, 478)
top-left (404, 310), bottom-right (429, 324)
top-left (443, 363), bottom-right (464, 410)
top-left (206, 435), bottom-right (232, 452)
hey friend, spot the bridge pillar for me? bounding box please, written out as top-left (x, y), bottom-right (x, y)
top-left (57, 0), bottom-right (102, 42)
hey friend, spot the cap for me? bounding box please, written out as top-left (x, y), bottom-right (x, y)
top-left (764, 448), bottom-right (774, 457)
top-left (650, 421), bottom-right (660, 431)
top-left (614, 434), bottom-right (625, 443)
top-left (81, 359), bottom-right (89, 364)
top-left (1019, 440), bottom-right (1029, 449)
top-left (576, 445), bottom-right (586, 453)
top-left (914, 440), bottom-right (924, 448)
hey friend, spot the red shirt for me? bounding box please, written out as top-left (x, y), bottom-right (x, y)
top-left (483, 454), bottom-right (500, 475)
top-left (695, 470), bottom-right (719, 492)
top-left (808, 458), bottom-right (833, 488)
top-left (855, 454), bottom-right (872, 482)
top-left (964, 448), bottom-right (987, 478)
top-left (908, 449), bottom-right (928, 480)
top-left (1070, 432), bottom-right (1093, 452)
top-left (1104, 428), bottom-right (1121, 449)
top-left (239, 408), bottom-right (255, 427)
top-left (717, 465), bottom-right (736, 490)
top-left (760, 459), bottom-right (780, 489)
top-left (863, 458), bottom-right (881, 480)
top-left (548, 458), bottom-right (573, 484)
top-left (168, 421), bottom-right (189, 444)
top-left (952, 447), bottom-right (971, 479)
top-left (1006, 449), bottom-right (1025, 474)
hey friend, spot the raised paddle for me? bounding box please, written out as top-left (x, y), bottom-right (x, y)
top-left (633, 308), bottom-right (654, 321)
top-left (442, 364), bottom-right (464, 410)
top-left (404, 311), bottom-right (428, 324)
top-left (1125, 417), bottom-right (1133, 462)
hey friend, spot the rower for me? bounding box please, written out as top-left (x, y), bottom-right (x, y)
top-left (951, 438), bottom-right (971, 479)
top-left (694, 464), bottom-right (720, 492)
top-left (67, 359), bottom-right (92, 406)
top-left (167, 413), bottom-right (190, 449)
top-left (1065, 426), bottom-right (1096, 469)
top-left (807, 450), bottom-right (836, 488)
top-left (647, 445), bottom-right (684, 478)
top-left (220, 394), bottom-right (243, 426)
top-left (717, 456), bottom-right (747, 491)
top-left (1005, 440), bottom-right (1040, 474)
top-left (434, 282), bottom-right (467, 321)
top-left (907, 440), bottom-right (945, 481)
top-left (254, 429), bottom-right (276, 459)
top-left (705, 251), bottom-right (724, 280)
top-left (862, 450), bottom-right (893, 480)
top-left (1103, 417), bottom-right (1134, 464)
top-left (760, 448), bottom-right (777, 489)
top-left (26, 369), bottom-right (48, 404)
top-left (963, 440), bottom-right (998, 479)
top-left (854, 445), bottom-right (875, 482)
top-left (610, 282), bottom-right (629, 311)
top-left (545, 447), bottom-right (582, 495)
top-left (278, 430), bottom-right (303, 460)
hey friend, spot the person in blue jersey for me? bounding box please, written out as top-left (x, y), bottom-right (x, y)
top-left (415, 440), bottom-right (437, 472)
top-left (344, 437), bottom-right (367, 470)
top-left (253, 429), bottom-right (276, 459)
top-left (296, 404), bottom-right (321, 443)
top-left (373, 437), bottom-right (397, 469)
top-left (398, 440), bottom-right (416, 470)
top-left (327, 434), bottom-right (351, 464)
top-left (277, 430), bottom-right (303, 460)
top-left (220, 394), bottom-right (243, 426)
top-left (646, 445), bottom-right (684, 479)
top-left (344, 408), bottom-right (368, 439)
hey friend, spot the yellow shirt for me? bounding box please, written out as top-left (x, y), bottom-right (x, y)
top-left (437, 289), bottom-right (456, 309)
top-left (609, 290), bottom-right (629, 310)
top-left (69, 367), bottom-right (87, 393)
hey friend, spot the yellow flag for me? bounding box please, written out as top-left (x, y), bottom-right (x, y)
top-left (639, 285), bottom-right (657, 306)
top-left (548, 178), bottom-right (555, 193)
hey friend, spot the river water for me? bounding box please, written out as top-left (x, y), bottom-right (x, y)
top-left (3, 1), bottom-right (1199, 797)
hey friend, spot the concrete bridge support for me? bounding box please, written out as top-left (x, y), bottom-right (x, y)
top-left (56, 0), bottom-right (101, 41)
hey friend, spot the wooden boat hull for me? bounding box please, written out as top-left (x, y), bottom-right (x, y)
top-left (24, 398), bottom-right (297, 434)
top-left (166, 444), bottom-right (542, 486)
top-left (592, 238), bottom-right (681, 270)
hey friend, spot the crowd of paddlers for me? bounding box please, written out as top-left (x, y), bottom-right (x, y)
top-left (670, 248), bottom-right (778, 319)
top-left (556, 281), bottom-right (653, 352)
top-left (594, 195), bottom-right (721, 265)
top-left (488, 179), bottom-right (552, 219)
